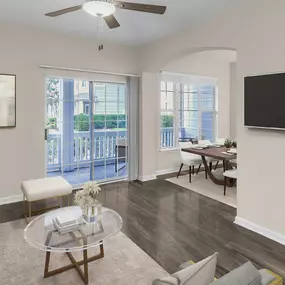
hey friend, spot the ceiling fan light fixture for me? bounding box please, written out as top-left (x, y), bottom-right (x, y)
top-left (83, 1), bottom-right (116, 17)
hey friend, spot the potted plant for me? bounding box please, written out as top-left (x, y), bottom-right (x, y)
top-left (224, 139), bottom-right (232, 148)
top-left (74, 181), bottom-right (102, 223)
top-left (232, 141), bottom-right (237, 148)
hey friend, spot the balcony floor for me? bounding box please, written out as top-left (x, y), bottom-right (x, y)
top-left (47, 162), bottom-right (127, 186)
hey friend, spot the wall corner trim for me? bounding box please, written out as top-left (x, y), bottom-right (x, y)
top-left (234, 216), bottom-right (285, 245)
top-left (0, 194), bottom-right (22, 206)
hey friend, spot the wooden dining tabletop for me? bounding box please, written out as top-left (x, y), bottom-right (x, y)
top-left (181, 146), bottom-right (236, 186)
top-left (182, 146), bottom-right (237, 160)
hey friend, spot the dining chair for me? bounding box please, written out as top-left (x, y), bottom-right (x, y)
top-left (198, 139), bottom-right (219, 173)
top-left (223, 169), bottom-right (237, 195)
top-left (177, 141), bottom-right (203, 183)
top-left (216, 138), bottom-right (226, 145)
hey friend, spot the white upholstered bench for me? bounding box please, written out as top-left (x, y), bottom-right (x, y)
top-left (21, 177), bottom-right (72, 222)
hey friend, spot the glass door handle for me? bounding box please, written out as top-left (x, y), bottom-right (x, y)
top-left (45, 128), bottom-right (48, 141)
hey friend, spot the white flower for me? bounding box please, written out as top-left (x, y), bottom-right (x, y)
top-left (74, 181), bottom-right (101, 207)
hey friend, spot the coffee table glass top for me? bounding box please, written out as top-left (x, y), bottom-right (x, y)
top-left (24, 206), bottom-right (123, 253)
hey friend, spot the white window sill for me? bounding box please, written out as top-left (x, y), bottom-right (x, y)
top-left (159, 148), bottom-right (179, 153)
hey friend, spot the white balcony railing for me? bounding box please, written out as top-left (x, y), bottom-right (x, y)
top-left (47, 128), bottom-right (176, 172)
top-left (47, 130), bottom-right (126, 171)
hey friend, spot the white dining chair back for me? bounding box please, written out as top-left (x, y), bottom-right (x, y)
top-left (198, 140), bottom-right (211, 146)
top-left (223, 169), bottom-right (237, 195)
top-left (179, 141), bottom-right (200, 163)
top-left (216, 138), bottom-right (226, 145)
top-left (223, 169), bottom-right (237, 179)
top-left (177, 141), bottom-right (203, 182)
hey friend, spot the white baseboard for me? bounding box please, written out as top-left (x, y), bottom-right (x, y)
top-left (234, 216), bottom-right (285, 245)
top-left (0, 194), bottom-right (23, 205)
top-left (138, 174), bottom-right (157, 182)
top-left (156, 168), bottom-right (178, 176)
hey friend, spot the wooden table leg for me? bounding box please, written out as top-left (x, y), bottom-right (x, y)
top-left (43, 228), bottom-right (104, 284)
top-left (83, 249), bottom-right (88, 284)
top-left (201, 156), bottom-right (234, 187)
top-left (43, 245), bottom-right (104, 284)
top-left (44, 251), bottom-right (51, 278)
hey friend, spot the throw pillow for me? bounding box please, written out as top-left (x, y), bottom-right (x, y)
top-left (210, 261), bottom-right (261, 285)
top-left (172, 252), bottom-right (218, 285)
top-left (259, 269), bottom-right (275, 285)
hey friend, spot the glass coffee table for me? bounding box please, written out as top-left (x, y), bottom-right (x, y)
top-left (24, 206), bottom-right (123, 285)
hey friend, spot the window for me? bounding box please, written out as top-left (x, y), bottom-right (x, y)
top-left (82, 81), bottom-right (87, 87)
top-left (94, 83), bottom-right (126, 130)
top-left (160, 81), bottom-right (175, 148)
top-left (160, 77), bottom-right (217, 149)
top-left (94, 83), bottom-right (126, 115)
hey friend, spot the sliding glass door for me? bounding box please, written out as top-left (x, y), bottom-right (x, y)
top-left (45, 77), bottom-right (128, 187)
top-left (92, 82), bottom-right (127, 181)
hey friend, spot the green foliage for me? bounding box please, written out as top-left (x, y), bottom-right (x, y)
top-left (224, 139), bottom-right (233, 148)
top-left (161, 115), bottom-right (174, 128)
top-left (46, 78), bottom-right (60, 120)
top-left (46, 78), bottom-right (60, 108)
top-left (74, 113), bottom-right (89, 131)
top-left (74, 113), bottom-right (127, 131)
top-left (47, 117), bottom-right (57, 129)
top-left (232, 141), bottom-right (237, 148)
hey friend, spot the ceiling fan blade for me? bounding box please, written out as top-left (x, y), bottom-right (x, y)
top-left (114, 1), bottom-right (166, 15)
top-left (45, 5), bottom-right (82, 17)
top-left (104, 14), bottom-right (121, 29)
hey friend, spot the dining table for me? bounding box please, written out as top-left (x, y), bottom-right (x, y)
top-left (182, 146), bottom-right (237, 186)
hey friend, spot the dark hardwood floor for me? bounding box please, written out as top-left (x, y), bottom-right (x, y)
top-left (1, 174), bottom-right (285, 281)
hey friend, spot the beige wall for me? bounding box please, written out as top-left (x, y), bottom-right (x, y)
top-left (0, 24), bottom-right (139, 200)
top-left (139, 72), bottom-right (159, 180)
top-left (230, 63), bottom-right (238, 140)
top-left (138, 0), bottom-right (285, 239)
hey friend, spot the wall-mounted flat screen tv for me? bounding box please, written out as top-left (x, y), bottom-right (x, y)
top-left (245, 72), bottom-right (285, 129)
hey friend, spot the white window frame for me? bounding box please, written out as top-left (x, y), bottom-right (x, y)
top-left (159, 77), bottom-right (218, 151)
top-left (159, 81), bottom-right (177, 150)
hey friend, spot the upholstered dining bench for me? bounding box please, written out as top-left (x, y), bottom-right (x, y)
top-left (21, 177), bottom-right (72, 223)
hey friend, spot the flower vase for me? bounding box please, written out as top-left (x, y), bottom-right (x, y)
top-left (83, 200), bottom-right (102, 223)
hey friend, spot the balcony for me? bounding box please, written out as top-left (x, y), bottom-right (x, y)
top-left (47, 128), bottom-right (176, 186)
top-left (46, 129), bottom-right (127, 186)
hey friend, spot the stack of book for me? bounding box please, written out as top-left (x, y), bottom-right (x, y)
top-left (53, 213), bottom-right (80, 234)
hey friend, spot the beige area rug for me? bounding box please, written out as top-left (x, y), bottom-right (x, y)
top-left (0, 219), bottom-right (168, 285)
top-left (166, 170), bottom-right (237, 208)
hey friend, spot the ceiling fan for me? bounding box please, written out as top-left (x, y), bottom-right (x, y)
top-left (45, 0), bottom-right (167, 29)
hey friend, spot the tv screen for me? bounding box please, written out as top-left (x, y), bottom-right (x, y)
top-left (244, 73), bottom-right (285, 129)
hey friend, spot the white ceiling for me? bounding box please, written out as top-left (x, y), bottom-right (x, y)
top-left (0, 0), bottom-right (238, 46)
